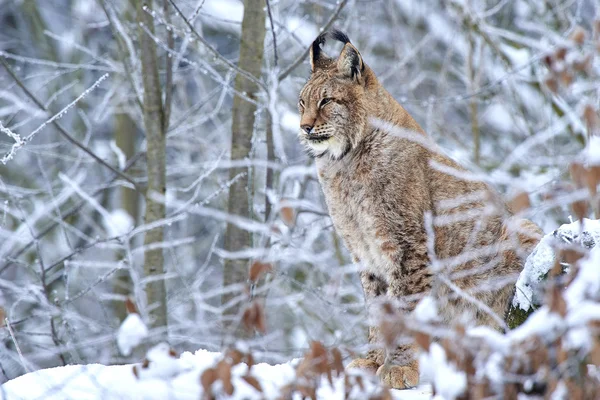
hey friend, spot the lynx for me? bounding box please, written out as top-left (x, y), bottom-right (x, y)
top-left (297, 30), bottom-right (542, 389)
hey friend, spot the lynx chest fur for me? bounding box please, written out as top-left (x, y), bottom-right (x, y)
top-left (315, 137), bottom-right (428, 291)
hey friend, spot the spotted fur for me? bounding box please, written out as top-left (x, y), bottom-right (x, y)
top-left (297, 30), bottom-right (543, 389)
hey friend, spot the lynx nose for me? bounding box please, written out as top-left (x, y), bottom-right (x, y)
top-left (301, 124), bottom-right (314, 134)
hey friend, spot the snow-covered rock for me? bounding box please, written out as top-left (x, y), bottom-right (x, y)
top-left (513, 218), bottom-right (600, 311)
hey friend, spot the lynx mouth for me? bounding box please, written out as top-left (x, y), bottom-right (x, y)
top-left (306, 135), bottom-right (332, 142)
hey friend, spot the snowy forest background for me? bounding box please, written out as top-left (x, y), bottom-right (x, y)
top-left (1, 0), bottom-right (600, 398)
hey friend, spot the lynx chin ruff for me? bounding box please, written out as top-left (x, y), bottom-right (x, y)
top-left (297, 30), bottom-right (542, 389)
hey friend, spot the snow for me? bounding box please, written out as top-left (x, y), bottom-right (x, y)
top-left (565, 246), bottom-right (600, 308)
top-left (419, 343), bottom-right (466, 400)
top-left (483, 103), bottom-right (513, 132)
top-left (513, 218), bottom-right (600, 311)
top-left (584, 136), bottom-right (600, 166)
top-left (116, 313), bottom-right (149, 357)
top-left (1, 349), bottom-right (433, 400)
top-left (414, 296), bottom-right (439, 323)
top-left (104, 209), bottom-right (134, 237)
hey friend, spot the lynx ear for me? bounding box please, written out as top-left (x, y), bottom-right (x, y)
top-left (337, 43), bottom-right (364, 80)
top-left (309, 32), bottom-right (329, 72)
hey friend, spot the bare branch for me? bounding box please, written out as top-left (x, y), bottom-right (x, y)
top-left (277, 0), bottom-right (349, 82)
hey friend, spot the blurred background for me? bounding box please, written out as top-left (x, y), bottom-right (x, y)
top-left (0, 0), bottom-right (597, 383)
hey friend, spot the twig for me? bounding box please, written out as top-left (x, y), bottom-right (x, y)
top-left (265, 0), bottom-right (278, 66)
top-left (5, 318), bottom-right (32, 373)
top-left (0, 152), bottom-right (143, 276)
top-left (277, 0), bottom-right (349, 82)
top-left (166, 0), bottom-right (267, 91)
top-left (439, 275), bottom-right (508, 332)
top-left (0, 57), bottom-right (141, 192)
top-left (14, 200), bottom-right (67, 366)
top-left (98, 0), bottom-right (144, 110)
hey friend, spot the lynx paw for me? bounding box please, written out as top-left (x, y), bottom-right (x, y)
top-left (376, 363), bottom-right (419, 389)
top-left (345, 358), bottom-right (380, 375)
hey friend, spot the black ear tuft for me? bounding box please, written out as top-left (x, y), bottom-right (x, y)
top-left (311, 31), bottom-right (328, 63)
top-left (329, 29), bottom-right (350, 45)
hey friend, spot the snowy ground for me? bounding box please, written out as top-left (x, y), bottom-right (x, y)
top-left (0, 348), bottom-right (432, 399)
top-left (4, 220), bottom-right (600, 400)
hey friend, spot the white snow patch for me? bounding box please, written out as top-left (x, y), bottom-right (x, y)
top-left (116, 313), bottom-right (149, 356)
top-left (483, 103), bottom-right (514, 132)
top-left (414, 296), bottom-right (439, 323)
top-left (584, 135), bottom-right (600, 166)
top-left (280, 109), bottom-right (301, 134)
top-left (2, 349), bottom-right (433, 399)
top-left (285, 17), bottom-right (319, 47)
top-left (419, 343), bottom-right (466, 400)
top-left (104, 209), bottom-right (134, 237)
top-left (565, 246), bottom-right (600, 307)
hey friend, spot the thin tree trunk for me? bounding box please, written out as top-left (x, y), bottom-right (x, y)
top-left (136, 0), bottom-right (168, 333)
top-left (113, 112), bottom-right (138, 324)
top-left (222, 0), bottom-right (266, 326)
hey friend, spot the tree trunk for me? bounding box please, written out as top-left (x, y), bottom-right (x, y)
top-left (113, 112), bottom-right (138, 324)
top-left (136, 0), bottom-right (168, 333)
top-left (222, 0), bottom-right (266, 326)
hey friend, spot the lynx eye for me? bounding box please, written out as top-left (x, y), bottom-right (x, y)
top-left (318, 98), bottom-right (333, 109)
top-left (298, 99), bottom-right (305, 110)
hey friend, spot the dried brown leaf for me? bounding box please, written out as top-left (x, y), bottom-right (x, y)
top-left (241, 375), bottom-right (263, 393)
top-left (242, 304), bottom-right (257, 333)
top-left (280, 206), bottom-right (295, 226)
top-left (331, 348), bottom-right (344, 376)
top-left (570, 26), bottom-right (587, 45)
top-left (548, 285), bottom-right (567, 317)
top-left (310, 341), bottom-right (328, 375)
top-left (226, 349), bottom-right (244, 365)
top-left (590, 339), bottom-right (600, 365)
top-left (298, 384), bottom-right (317, 400)
top-left (587, 166), bottom-right (600, 196)
top-left (242, 302), bottom-right (267, 334)
top-left (216, 360), bottom-right (234, 395)
top-left (545, 76), bottom-right (558, 93)
top-left (355, 375), bottom-right (364, 391)
top-left (572, 200), bottom-right (589, 221)
top-left (255, 302), bottom-right (267, 334)
top-left (0, 307), bottom-right (5, 327)
top-left (380, 319), bottom-right (398, 348)
top-left (125, 297), bottom-right (138, 314)
top-left (414, 331), bottom-right (431, 351)
top-left (142, 358), bottom-right (150, 369)
top-left (246, 352), bottom-right (255, 370)
top-left (132, 365), bottom-right (139, 379)
top-left (550, 258), bottom-right (563, 277)
top-left (571, 162), bottom-right (587, 187)
top-left (249, 261), bottom-right (273, 282)
top-left (563, 248), bottom-right (585, 264)
top-left (556, 47), bottom-right (568, 60)
top-left (508, 191), bottom-right (531, 213)
top-left (584, 105), bottom-right (600, 136)
top-left (200, 368), bottom-right (217, 397)
top-left (560, 70), bottom-right (573, 86)
top-left (573, 55), bottom-right (592, 73)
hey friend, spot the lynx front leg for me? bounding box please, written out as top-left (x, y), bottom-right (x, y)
top-left (378, 244), bottom-right (430, 389)
top-left (377, 345), bottom-right (419, 389)
top-left (346, 271), bottom-right (387, 374)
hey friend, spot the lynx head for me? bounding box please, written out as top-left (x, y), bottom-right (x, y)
top-left (298, 30), bottom-right (371, 160)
